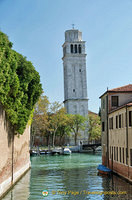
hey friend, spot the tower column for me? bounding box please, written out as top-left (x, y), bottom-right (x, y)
top-left (62, 29), bottom-right (88, 116)
top-left (62, 28), bottom-right (88, 145)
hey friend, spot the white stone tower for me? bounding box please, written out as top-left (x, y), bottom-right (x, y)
top-left (62, 28), bottom-right (88, 117)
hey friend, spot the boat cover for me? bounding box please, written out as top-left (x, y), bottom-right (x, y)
top-left (97, 164), bottom-right (112, 172)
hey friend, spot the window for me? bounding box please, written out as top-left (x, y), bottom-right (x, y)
top-left (126, 148), bottom-right (128, 165)
top-left (75, 44), bottom-right (77, 53)
top-left (114, 147), bottom-right (116, 161)
top-left (109, 117), bottom-right (113, 129)
top-left (102, 122), bottom-right (105, 132)
top-left (116, 116), bottom-right (118, 129)
top-left (125, 112), bottom-right (127, 127)
top-left (120, 147), bottom-right (121, 162)
top-left (71, 44), bottom-right (73, 53)
top-left (130, 149), bottom-right (132, 166)
top-left (111, 96), bottom-right (119, 107)
top-left (119, 114), bottom-right (121, 128)
top-left (129, 111), bottom-right (132, 126)
top-left (112, 146), bottom-right (113, 160)
top-left (79, 44), bottom-right (81, 54)
top-left (122, 113), bottom-right (124, 128)
top-left (122, 148), bottom-right (124, 164)
top-left (117, 147), bottom-right (118, 161)
top-left (110, 146), bottom-right (111, 159)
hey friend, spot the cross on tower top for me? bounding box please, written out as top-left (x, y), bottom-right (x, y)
top-left (72, 24), bottom-right (75, 29)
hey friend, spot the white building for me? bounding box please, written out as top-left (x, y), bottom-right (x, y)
top-left (62, 28), bottom-right (88, 145)
top-left (62, 28), bottom-right (88, 116)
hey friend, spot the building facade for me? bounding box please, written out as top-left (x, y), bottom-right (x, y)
top-left (100, 84), bottom-right (132, 182)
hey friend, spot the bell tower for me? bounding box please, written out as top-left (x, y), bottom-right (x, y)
top-left (62, 28), bottom-right (88, 116)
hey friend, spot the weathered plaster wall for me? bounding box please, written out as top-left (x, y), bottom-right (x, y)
top-left (106, 105), bottom-right (132, 182)
top-left (0, 106), bottom-right (31, 198)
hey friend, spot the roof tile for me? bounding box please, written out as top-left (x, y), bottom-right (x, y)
top-left (109, 84), bottom-right (132, 92)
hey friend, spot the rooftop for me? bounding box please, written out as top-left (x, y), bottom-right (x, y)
top-left (100, 84), bottom-right (132, 98)
top-left (88, 110), bottom-right (98, 116)
top-left (109, 84), bottom-right (132, 92)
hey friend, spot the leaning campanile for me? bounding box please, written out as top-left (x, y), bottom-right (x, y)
top-left (62, 28), bottom-right (88, 118)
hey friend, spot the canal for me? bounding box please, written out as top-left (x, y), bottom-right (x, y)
top-left (2, 153), bottom-right (132, 200)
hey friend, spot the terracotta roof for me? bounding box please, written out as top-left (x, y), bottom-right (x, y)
top-left (88, 110), bottom-right (98, 116)
top-left (109, 84), bottom-right (132, 92)
top-left (100, 84), bottom-right (132, 98)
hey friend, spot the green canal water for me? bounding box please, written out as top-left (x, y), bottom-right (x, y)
top-left (2, 153), bottom-right (132, 200)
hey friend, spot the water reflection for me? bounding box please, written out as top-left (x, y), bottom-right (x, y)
top-left (2, 170), bottom-right (30, 200)
top-left (2, 153), bottom-right (132, 200)
top-left (102, 174), bottom-right (132, 200)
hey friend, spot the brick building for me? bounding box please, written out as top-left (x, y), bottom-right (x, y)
top-left (0, 106), bottom-right (31, 198)
top-left (100, 84), bottom-right (132, 182)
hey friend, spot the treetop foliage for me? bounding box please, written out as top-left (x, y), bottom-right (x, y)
top-left (88, 114), bottom-right (101, 141)
top-left (0, 31), bottom-right (42, 134)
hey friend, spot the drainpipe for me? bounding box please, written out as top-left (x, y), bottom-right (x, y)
top-left (106, 93), bottom-right (109, 167)
top-left (126, 105), bottom-right (129, 178)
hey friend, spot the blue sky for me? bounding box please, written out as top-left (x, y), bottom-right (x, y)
top-left (0, 0), bottom-right (132, 113)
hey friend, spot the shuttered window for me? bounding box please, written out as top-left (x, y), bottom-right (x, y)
top-left (111, 96), bottom-right (119, 107)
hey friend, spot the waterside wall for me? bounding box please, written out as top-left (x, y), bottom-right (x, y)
top-left (0, 106), bottom-right (31, 199)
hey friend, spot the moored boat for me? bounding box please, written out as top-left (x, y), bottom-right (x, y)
top-left (63, 148), bottom-right (71, 155)
top-left (40, 150), bottom-right (46, 155)
top-left (97, 164), bottom-right (112, 175)
top-left (30, 150), bottom-right (39, 156)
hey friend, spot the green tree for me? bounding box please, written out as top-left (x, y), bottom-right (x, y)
top-left (88, 114), bottom-right (101, 142)
top-left (32, 100), bottom-right (70, 147)
top-left (56, 114), bottom-right (72, 146)
top-left (0, 31), bottom-right (42, 134)
top-left (68, 114), bottom-right (86, 145)
top-left (49, 103), bottom-right (67, 147)
top-left (32, 94), bottom-right (50, 146)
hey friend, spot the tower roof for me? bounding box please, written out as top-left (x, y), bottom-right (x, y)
top-left (65, 29), bottom-right (82, 42)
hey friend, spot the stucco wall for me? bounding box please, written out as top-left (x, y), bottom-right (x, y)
top-left (107, 106), bottom-right (132, 182)
top-left (0, 106), bottom-right (31, 198)
top-left (108, 93), bottom-right (132, 111)
top-left (101, 91), bottom-right (132, 181)
top-left (100, 94), bottom-right (108, 160)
